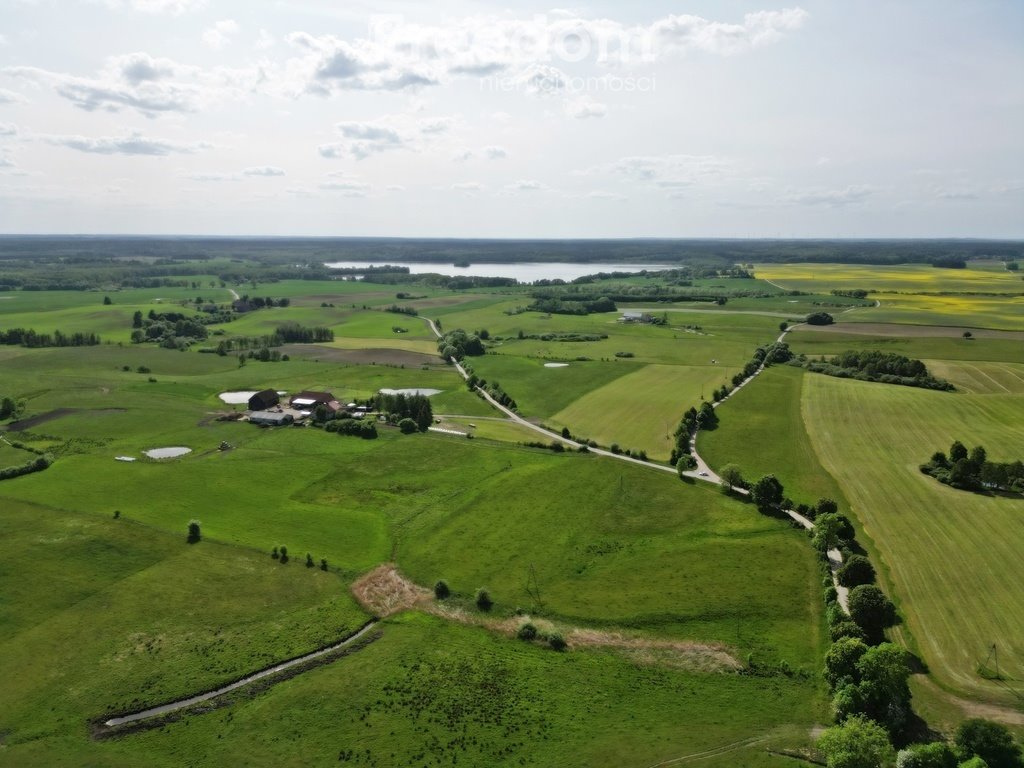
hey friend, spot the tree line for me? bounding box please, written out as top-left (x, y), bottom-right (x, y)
top-left (0, 328), bottom-right (101, 347)
top-left (921, 440), bottom-right (1024, 493)
top-left (804, 350), bottom-right (954, 391)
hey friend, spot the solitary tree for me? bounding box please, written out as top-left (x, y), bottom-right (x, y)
top-left (103, 296), bottom-right (113, 305)
top-left (320, 558), bottom-right (328, 571)
top-left (187, 519), bottom-right (201, 543)
top-left (305, 552), bottom-right (314, 568)
top-left (547, 632), bottom-right (567, 651)
top-left (434, 580), bottom-right (450, 600)
top-left (751, 474), bottom-right (785, 512)
top-left (719, 463), bottom-right (744, 492)
top-left (817, 715), bottom-right (896, 768)
top-left (279, 545), bottom-right (289, 564)
top-left (475, 588), bottom-right (493, 611)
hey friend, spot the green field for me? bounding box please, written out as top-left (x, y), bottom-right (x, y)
top-left (697, 366), bottom-right (848, 509)
top-left (801, 373), bottom-right (1024, 705)
top-left (552, 363), bottom-right (737, 458)
top-left (4, 254), bottom-right (1024, 763)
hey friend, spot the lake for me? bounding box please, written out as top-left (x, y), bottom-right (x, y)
top-left (322, 261), bottom-right (676, 282)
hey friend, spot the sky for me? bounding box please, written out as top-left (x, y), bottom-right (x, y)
top-left (0, 0), bottom-right (1021, 237)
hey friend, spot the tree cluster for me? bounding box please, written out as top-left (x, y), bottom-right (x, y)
top-left (231, 295), bottom-right (291, 312)
top-left (323, 418), bottom-right (378, 439)
top-left (805, 350), bottom-right (953, 391)
top-left (0, 454), bottom-right (52, 481)
top-left (130, 309), bottom-right (209, 348)
top-left (831, 289), bottom-right (870, 299)
top-left (526, 295), bottom-right (617, 315)
top-left (384, 304), bottom-right (418, 316)
top-left (806, 312), bottom-right (835, 325)
top-left (375, 392), bottom-right (433, 432)
top-left (0, 328), bottom-right (102, 348)
top-left (273, 322), bottom-right (334, 343)
top-left (437, 329), bottom-right (485, 361)
top-left (921, 440), bottom-right (1024, 494)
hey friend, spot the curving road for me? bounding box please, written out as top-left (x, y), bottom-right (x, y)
top-left (426, 316), bottom-right (850, 611)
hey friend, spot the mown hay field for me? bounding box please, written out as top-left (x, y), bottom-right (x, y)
top-left (801, 373), bottom-right (1024, 706)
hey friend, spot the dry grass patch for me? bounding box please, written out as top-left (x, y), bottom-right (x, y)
top-left (351, 564), bottom-right (431, 617)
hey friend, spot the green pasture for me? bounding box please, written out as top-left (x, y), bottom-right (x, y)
top-left (468, 355), bottom-right (635, 417)
top-left (0, 606), bottom-right (823, 768)
top-left (551, 363), bottom-right (739, 459)
top-left (697, 366), bottom-right (848, 509)
top-left (390, 444), bottom-right (824, 665)
top-left (0, 501), bottom-right (368, 757)
top-left (801, 374), bottom-right (1024, 706)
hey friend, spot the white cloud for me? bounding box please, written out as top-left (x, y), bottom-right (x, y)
top-left (185, 172), bottom-right (238, 182)
top-left (103, 0), bottom-right (207, 15)
top-left (0, 88), bottom-right (26, 104)
top-left (203, 19), bottom-right (240, 50)
top-left (417, 116), bottom-right (454, 135)
top-left (483, 145), bottom-right (507, 160)
top-left (255, 29), bottom-right (275, 51)
top-left (319, 116), bottom-right (455, 160)
top-left (566, 97), bottom-right (607, 119)
top-left (452, 181), bottom-right (483, 192)
top-left (0, 122), bottom-right (17, 136)
top-left (507, 179), bottom-right (547, 191)
top-left (45, 131), bottom-right (209, 156)
top-left (319, 180), bottom-right (370, 197)
top-left (243, 166), bottom-right (285, 177)
top-left (586, 154), bottom-right (733, 184)
top-left (284, 9), bottom-right (806, 97)
top-left (3, 55), bottom-right (262, 118)
top-left (786, 185), bottom-right (875, 207)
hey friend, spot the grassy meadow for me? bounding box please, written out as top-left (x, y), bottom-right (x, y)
top-left (4, 254), bottom-right (1024, 764)
top-left (801, 373), bottom-right (1024, 706)
top-left (697, 365), bottom-right (848, 509)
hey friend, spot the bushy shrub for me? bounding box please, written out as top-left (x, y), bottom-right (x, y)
top-left (517, 623), bottom-right (538, 641)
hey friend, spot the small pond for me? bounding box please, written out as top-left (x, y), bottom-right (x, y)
top-left (144, 447), bottom-right (192, 459)
top-left (219, 391), bottom-right (258, 404)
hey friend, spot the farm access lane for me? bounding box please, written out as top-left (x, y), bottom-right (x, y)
top-left (425, 316), bottom-right (851, 611)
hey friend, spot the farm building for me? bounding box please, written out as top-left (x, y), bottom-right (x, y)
top-left (290, 391), bottom-right (336, 409)
top-left (249, 411), bottom-right (293, 426)
top-left (248, 389), bottom-right (279, 410)
top-left (621, 311), bottom-right (643, 322)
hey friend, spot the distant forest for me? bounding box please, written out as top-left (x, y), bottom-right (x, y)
top-left (0, 236), bottom-right (1021, 267)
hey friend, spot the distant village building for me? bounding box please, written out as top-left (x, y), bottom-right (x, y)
top-left (621, 311), bottom-right (644, 322)
top-left (290, 391), bottom-right (337, 409)
top-left (248, 389), bottom-right (280, 411)
top-left (249, 411), bottom-right (293, 426)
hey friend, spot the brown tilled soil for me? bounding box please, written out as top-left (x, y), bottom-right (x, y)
top-left (279, 344), bottom-right (445, 367)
